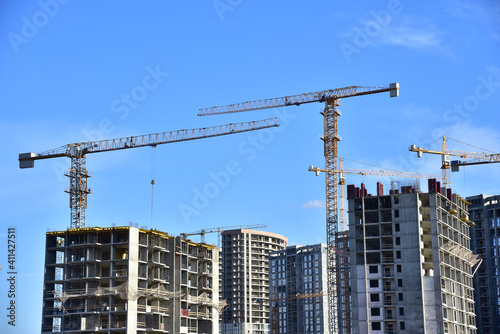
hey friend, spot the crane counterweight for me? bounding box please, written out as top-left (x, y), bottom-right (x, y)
top-left (19, 152), bottom-right (35, 168)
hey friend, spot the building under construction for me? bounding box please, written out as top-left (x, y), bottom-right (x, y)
top-left (41, 226), bottom-right (221, 334)
top-left (348, 180), bottom-right (479, 334)
top-left (467, 194), bottom-right (500, 334)
top-left (220, 229), bottom-right (287, 334)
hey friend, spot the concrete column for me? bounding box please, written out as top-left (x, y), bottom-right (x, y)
top-left (127, 227), bottom-right (139, 334)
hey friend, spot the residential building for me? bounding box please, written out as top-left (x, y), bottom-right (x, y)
top-left (269, 244), bottom-right (329, 334)
top-left (348, 180), bottom-right (478, 334)
top-left (220, 229), bottom-right (287, 334)
top-left (41, 226), bottom-right (219, 334)
top-left (467, 194), bottom-right (500, 334)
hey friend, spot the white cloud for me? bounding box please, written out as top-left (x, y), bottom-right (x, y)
top-left (379, 27), bottom-right (439, 49)
top-left (301, 200), bottom-right (325, 209)
top-left (374, 17), bottom-right (453, 56)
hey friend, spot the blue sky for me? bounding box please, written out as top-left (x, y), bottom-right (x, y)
top-left (1, 1), bottom-right (499, 332)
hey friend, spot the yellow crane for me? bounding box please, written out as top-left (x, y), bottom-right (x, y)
top-left (181, 223), bottom-right (267, 245)
top-left (198, 83), bottom-right (399, 334)
top-left (19, 118), bottom-right (278, 228)
top-left (409, 136), bottom-right (500, 187)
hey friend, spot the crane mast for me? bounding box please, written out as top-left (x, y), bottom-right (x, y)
top-left (19, 118), bottom-right (278, 229)
top-left (198, 83), bottom-right (399, 334)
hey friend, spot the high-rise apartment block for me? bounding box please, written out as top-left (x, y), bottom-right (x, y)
top-left (348, 181), bottom-right (478, 334)
top-left (269, 244), bottom-right (329, 334)
top-left (220, 229), bottom-right (287, 334)
top-left (41, 226), bottom-right (220, 334)
top-left (467, 194), bottom-right (500, 334)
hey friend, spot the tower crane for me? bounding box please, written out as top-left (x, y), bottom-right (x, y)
top-left (19, 118), bottom-right (278, 229)
top-left (409, 136), bottom-right (500, 187)
top-left (309, 158), bottom-right (439, 332)
top-left (198, 83), bottom-right (399, 333)
top-left (181, 223), bottom-right (267, 245)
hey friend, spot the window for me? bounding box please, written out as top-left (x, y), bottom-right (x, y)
top-left (372, 322), bottom-right (381, 330)
top-left (395, 210), bottom-right (399, 218)
top-left (395, 223), bottom-right (400, 232)
top-left (400, 321), bottom-right (406, 330)
top-left (396, 251), bottom-right (401, 259)
top-left (394, 196), bottom-right (399, 204)
top-left (398, 279), bottom-right (403, 287)
top-left (397, 264), bottom-right (402, 273)
top-left (369, 266), bottom-right (378, 274)
top-left (371, 307), bottom-right (381, 316)
top-left (398, 293), bottom-right (404, 301)
top-left (399, 307), bottom-right (405, 316)
top-left (396, 237), bottom-right (400, 245)
top-left (370, 293), bottom-right (380, 302)
top-left (370, 280), bottom-right (379, 288)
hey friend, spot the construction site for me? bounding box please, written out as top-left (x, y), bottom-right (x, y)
top-left (17, 81), bottom-right (500, 334)
top-left (5, 1), bottom-right (500, 333)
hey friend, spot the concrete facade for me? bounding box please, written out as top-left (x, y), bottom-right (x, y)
top-left (268, 244), bottom-right (329, 334)
top-left (220, 229), bottom-right (287, 334)
top-left (467, 194), bottom-right (500, 334)
top-left (348, 185), bottom-right (477, 334)
top-left (41, 226), bottom-right (219, 334)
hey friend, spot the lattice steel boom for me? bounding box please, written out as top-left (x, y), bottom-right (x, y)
top-left (19, 118), bottom-right (278, 229)
top-left (198, 83), bottom-right (399, 334)
top-left (198, 84), bottom-right (399, 116)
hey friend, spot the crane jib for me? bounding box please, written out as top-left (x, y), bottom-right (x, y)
top-left (18, 118), bottom-right (279, 168)
top-left (197, 83), bottom-right (398, 116)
